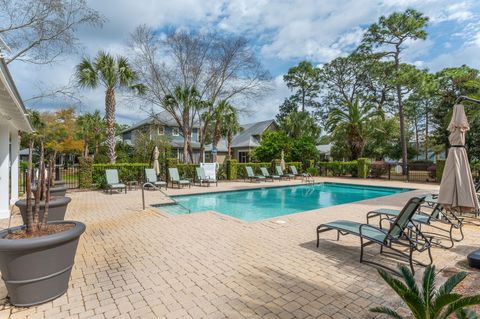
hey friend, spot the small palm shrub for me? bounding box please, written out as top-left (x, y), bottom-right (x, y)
top-left (371, 265), bottom-right (480, 319)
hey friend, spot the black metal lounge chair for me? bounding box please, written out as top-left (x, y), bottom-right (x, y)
top-left (260, 167), bottom-right (280, 182)
top-left (366, 202), bottom-right (464, 249)
top-left (316, 196), bottom-right (432, 274)
top-left (245, 166), bottom-right (266, 182)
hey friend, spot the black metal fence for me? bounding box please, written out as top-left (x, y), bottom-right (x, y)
top-left (368, 163), bottom-right (437, 183)
top-left (19, 164), bottom-right (80, 195)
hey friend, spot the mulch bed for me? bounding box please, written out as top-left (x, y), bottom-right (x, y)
top-left (4, 224), bottom-right (74, 239)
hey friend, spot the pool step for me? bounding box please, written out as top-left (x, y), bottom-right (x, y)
top-left (154, 203), bottom-right (191, 215)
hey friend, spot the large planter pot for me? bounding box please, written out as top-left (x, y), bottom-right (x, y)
top-left (32, 185), bottom-right (67, 197)
top-left (15, 197), bottom-right (71, 224)
top-left (0, 221), bottom-right (86, 306)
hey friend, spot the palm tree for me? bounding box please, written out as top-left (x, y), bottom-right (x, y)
top-left (211, 100), bottom-right (236, 162)
top-left (220, 107), bottom-right (240, 160)
top-left (75, 51), bottom-right (145, 163)
top-left (280, 111), bottom-right (321, 139)
top-left (371, 264), bottom-right (480, 319)
top-left (76, 110), bottom-right (106, 158)
top-left (326, 99), bottom-right (379, 160)
top-left (163, 86), bottom-right (201, 163)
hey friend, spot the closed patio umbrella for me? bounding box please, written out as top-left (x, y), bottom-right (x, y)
top-left (153, 146), bottom-right (160, 176)
top-left (280, 150), bottom-right (286, 171)
top-left (438, 104), bottom-right (479, 213)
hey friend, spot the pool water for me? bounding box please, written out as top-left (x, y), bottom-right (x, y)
top-left (159, 183), bottom-right (412, 221)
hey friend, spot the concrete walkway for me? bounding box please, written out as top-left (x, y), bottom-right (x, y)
top-left (1, 178), bottom-right (479, 319)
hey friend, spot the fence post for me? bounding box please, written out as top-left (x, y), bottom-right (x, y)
top-left (388, 164), bottom-right (391, 180)
top-left (406, 165), bottom-right (410, 182)
top-left (55, 165), bottom-right (61, 181)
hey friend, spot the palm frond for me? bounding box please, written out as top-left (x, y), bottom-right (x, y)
top-left (432, 293), bottom-right (463, 317)
top-left (455, 308), bottom-right (478, 319)
top-left (438, 271), bottom-right (468, 296)
top-left (441, 295), bottom-right (480, 319)
top-left (75, 58), bottom-right (98, 88)
top-left (370, 306), bottom-right (404, 319)
top-left (398, 264), bottom-right (420, 299)
top-left (421, 265), bottom-right (436, 312)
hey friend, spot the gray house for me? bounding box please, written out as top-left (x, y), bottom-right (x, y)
top-left (121, 111), bottom-right (276, 163)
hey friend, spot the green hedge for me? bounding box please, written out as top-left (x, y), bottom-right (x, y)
top-left (436, 160), bottom-right (446, 182)
top-left (226, 160), bottom-right (237, 180)
top-left (93, 163), bottom-right (149, 189)
top-left (318, 161), bottom-right (358, 177)
top-left (357, 158), bottom-right (369, 179)
top-left (78, 157), bottom-right (93, 188)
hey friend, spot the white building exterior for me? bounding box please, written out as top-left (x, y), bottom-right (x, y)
top-left (0, 57), bottom-right (33, 218)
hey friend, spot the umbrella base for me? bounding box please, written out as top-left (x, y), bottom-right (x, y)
top-left (467, 249), bottom-right (480, 269)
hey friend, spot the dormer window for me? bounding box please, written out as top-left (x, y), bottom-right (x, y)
top-left (172, 127), bottom-right (180, 136)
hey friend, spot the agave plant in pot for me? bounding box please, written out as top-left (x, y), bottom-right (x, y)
top-left (0, 141), bottom-right (85, 306)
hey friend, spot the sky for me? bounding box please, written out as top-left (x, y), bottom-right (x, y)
top-left (7, 0), bottom-right (480, 126)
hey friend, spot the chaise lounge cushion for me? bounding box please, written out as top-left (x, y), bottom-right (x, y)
top-left (321, 220), bottom-right (387, 243)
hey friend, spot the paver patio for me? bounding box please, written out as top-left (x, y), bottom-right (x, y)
top-left (1, 178), bottom-right (479, 319)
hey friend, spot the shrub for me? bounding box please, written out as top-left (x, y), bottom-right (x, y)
top-left (226, 159), bottom-right (237, 180)
top-left (217, 163), bottom-right (226, 180)
top-left (93, 163), bottom-right (149, 189)
top-left (176, 164), bottom-right (197, 180)
top-left (357, 158), bottom-right (369, 179)
top-left (436, 160), bottom-right (446, 182)
top-left (306, 167), bottom-right (317, 176)
top-left (370, 161), bottom-right (388, 178)
top-left (317, 161), bottom-right (358, 177)
top-left (78, 157), bottom-right (93, 188)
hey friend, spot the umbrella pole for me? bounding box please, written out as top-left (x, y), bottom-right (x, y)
top-left (455, 96), bottom-right (480, 269)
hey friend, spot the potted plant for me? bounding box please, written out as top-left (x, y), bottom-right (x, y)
top-left (0, 140), bottom-right (85, 306)
top-left (15, 143), bottom-right (71, 223)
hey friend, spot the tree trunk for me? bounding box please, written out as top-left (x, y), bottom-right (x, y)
top-left (26, 139), bottom-right (34, 234)
top-left (212, 119), bottom-right (222, 163)
top-left (301, 90), bottom-right (305, 112)
top-left (84, 141), bottom-right (89, 158)
top-left (425, 106), bottom-right (429, 160)
top-left (227, 131), bottom-right (233, 159)
top-left (105, 87), bottom-right (117, 164)
top-left (199, 121), bottom-right (209, 163)
top-left (395, 50), bottom-right (408, 175)
top-left (414, 116), bottom-right (419, 156)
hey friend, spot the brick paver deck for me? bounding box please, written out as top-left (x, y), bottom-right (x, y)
top-left (1, 178), bottom-right (479, 319)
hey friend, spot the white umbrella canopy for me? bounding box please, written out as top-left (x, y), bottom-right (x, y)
top-left (153, 146), bottom-right (160, 175)
top-left (280, 150), bottom-right (286, 171)
top-left (438, 104), bottom-right (479, 213)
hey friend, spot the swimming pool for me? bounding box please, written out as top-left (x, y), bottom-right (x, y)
top-left (157, 183), bottom-right (412, 221)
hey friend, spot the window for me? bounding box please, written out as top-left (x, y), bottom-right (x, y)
top-left (238, 151), bottom-right (249, 163)
top-left (157, 126), bottom-right (164, 135)
top-left (172, 127), bottom-right (180, 136)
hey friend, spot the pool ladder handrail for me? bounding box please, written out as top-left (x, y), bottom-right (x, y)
top-left (141, 182), bottom-right (191, 213)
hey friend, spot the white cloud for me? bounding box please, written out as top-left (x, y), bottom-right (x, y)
top-left (4, 0), bottom-right (480, 124)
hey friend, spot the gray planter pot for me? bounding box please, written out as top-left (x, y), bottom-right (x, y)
top-left (0, 221), bottom-right (86, 306)
top-left (15, 197), bottom-right (71, 224)
top-left (32, 185), bottom-right (67, 197)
